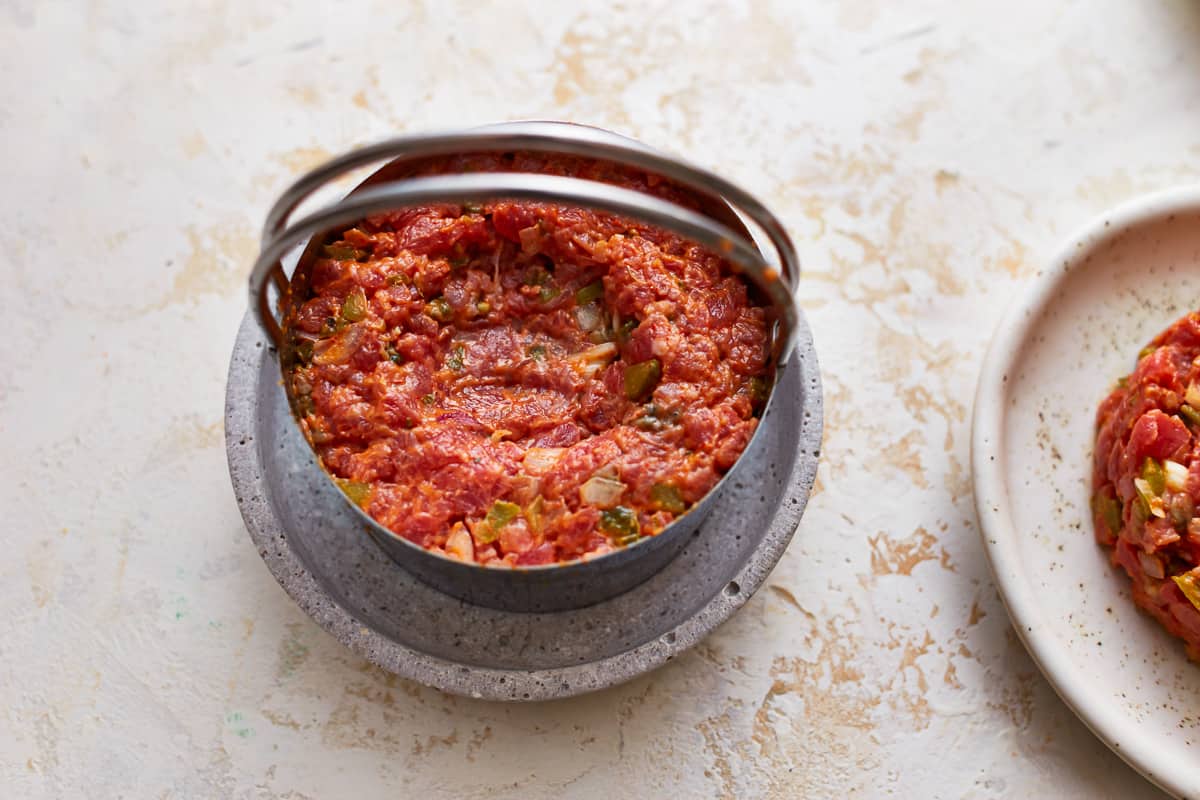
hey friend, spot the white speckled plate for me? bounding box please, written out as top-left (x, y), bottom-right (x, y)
top-left (973, 187), bottom-right (1200, 799)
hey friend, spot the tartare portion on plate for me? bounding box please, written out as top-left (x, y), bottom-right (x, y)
top-left (284, 154), bottom-right (771, 567)
top-left (1093, 310), bottom-right (1200, 657)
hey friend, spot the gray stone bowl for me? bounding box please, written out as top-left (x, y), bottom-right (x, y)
top-left (225, 310), bottom-right (821, 700)
top-left (255, 121), bottom-right (809, 613)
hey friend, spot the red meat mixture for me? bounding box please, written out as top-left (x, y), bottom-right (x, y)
top-left (1093, 311), bottom-right (1200, 657)
top-left (285, 155), bottom-right (770, 567)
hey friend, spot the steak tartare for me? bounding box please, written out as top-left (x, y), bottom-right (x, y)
top-left (1093, 311), bottom-right (1200, 657)
top-left (285, 154), bottom-right (771, 567)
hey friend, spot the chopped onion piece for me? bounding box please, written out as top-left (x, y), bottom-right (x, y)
top-left (445, 525), bottom-right (475, 562)
top-left (569, 341), bottom-right (618, 362)
top-left (575, 303), bottom-right (602, 331)
top-left (593, 463), bottom-right (619, 480)
top-left (580, 474), bottom-right (626, 508)
top-left (568, 342), bottom-right (618, 377)
top-left (1188, 382), bottom-right (1200, 408)
top-left (1138, 551), bottom-right (1165, 580)
top-left (518, 225), bottom-right (540, 254)
top-left (1165, 459), bottom-right (1189, 492)
top-left (524, 447), bottom-right (564, 475)
top-left (313, 323), bottom-right (364, 365)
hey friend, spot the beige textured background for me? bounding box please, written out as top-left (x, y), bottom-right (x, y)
top-left (3, 1), bottom-right (1199, 797)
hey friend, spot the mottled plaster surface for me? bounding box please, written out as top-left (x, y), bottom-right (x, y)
top-left (2, 1), bottom-right (1199, 797)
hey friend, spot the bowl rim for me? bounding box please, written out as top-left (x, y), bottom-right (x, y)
top-left (971, 184), bottom-right (1200, 799)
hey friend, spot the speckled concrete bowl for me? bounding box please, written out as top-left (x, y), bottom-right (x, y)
top-left (973, 186), bottom-right (1200, 798)
top-left (226, 307), bottom-right (820, 700)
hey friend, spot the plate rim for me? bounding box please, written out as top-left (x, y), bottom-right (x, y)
top-left (972, 184), bottom-right (1200, 799)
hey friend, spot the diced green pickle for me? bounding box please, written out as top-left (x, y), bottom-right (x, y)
top-left (650, 483), bottom-right (686, 514)
top-left (341, 287), bottom-right (368, 322)
top-left (575, 280), bottom-right (604, 306)
top-left (446, 344), bottom-right (466, 371)
top-left (748, 376), bottom-right (771, 404)
top-left (624, 359), bottom-right (662, 401)
top-left (488, 500), bottom-right (520, 528)
top-left (634, 404), bottom-right (662, 431)
top-left (600, 506), bottom-right (640, 544)
top-left (1180, 404), bottom-right (1200, 428)
top-left (335, 479), bottom-right (371, 509)
top-left (323, 244), bottom-right (368, 261)
top-left (427, 297), bottom-right (453, 322)
top-left (1172, 572), bottom-right (1200, 612)
top-left (1133, 492), bottom-right (1151, 526)
top-left (474, 500), bottom-right (521, 545)
top-left (1141, 458), bottom-right (1166, 496)
top-left (1091, 492), bottom-right (1123, 536)
top-left (525, 496), bottom-right (544, 535)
